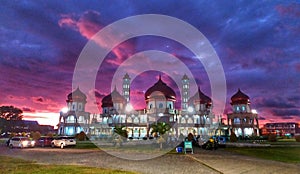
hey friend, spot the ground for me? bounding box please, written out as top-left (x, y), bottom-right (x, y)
top-left (1, 145), bottom-right (300, 174)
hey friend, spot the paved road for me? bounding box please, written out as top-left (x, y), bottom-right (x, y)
top-left (0, 145), bottom-right (299, 174)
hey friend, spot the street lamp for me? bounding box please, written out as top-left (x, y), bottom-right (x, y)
top-left (187, 106), bottom-right (194, 113)
top-left (61, 107), bottom-right (68, 113)
top-left (251, 109), bottom-right (257, 114)
top-left (125, 104), bottom-right (133, 113)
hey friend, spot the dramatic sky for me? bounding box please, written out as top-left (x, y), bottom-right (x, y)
top-left (1, 1), bottom-right (300, 127)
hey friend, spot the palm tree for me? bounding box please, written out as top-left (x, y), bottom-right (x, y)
top-left (112, 126), bottom-right (128, 147)
top-left (151, 122), bottom-right (171, 149)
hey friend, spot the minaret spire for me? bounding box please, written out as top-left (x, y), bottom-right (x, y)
top-left (122, 73), bottom-right (131, 103)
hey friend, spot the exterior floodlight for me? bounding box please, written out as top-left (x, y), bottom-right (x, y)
top-left (125, 104), bottom-right (133, 112)
top-left (187, 106), bottom-right (194, 113)
top-left (61, 107), bottom-right (68, 113)
top-left (251, 109), bottom-right (257, 114)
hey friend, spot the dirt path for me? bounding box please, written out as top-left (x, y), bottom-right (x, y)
top-left (1, 145), bottom-right (300, 174)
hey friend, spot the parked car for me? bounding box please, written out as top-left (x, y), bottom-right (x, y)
top-left (36, 136), bottom-right (54, 147)
top-left (51, 136), bottom-right (76, 149)
top-left (9, 137), bottom-right (35, 148)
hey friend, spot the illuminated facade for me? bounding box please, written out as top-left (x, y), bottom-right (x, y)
top-left (227, 89), bottom-right (259, 137)
top-left (58, 74), bottom-right (215, 138)
top-left (93, 74), bottom-right (215, 138)
top-left (57, 87), bottom-right (90, 135)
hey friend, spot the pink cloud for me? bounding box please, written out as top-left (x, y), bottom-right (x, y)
top-left (58, 10), bottom-right (135, 66)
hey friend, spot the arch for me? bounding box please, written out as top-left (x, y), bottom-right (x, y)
top-left (158, 103), bottom-right (164, 109)
top-left (67, 115), bottom-right (75, 123)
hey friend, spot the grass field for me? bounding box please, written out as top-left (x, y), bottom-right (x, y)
top-left (225, 147), bottom-right (300, 163)
top-left (75, 141), bottom-right (99, 149)
top-left (0, 156), bottom-right (137, 174)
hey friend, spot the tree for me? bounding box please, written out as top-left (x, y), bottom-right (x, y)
top-left (77, 131), bottom-right (87, 141)
top-left (230, 131), bottom-right (238, 142)
top-left (0, 106), bottom-right (23, 120)
top-left (31, 131), bottom-right (41, 140)
top-left (151, 122), bottom-right (171, 149)
top-left (268, 133), bottom-right (277, 142)
top-left (112, 126), bottom-right (128, 147)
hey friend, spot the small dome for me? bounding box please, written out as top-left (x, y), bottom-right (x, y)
top-left (101, 87), bottom-right (126, 108)
top-left (67, 87), bottom-right (87, 102)
top-left (231, 88), bottom-right (250, 105)
top-left (189, 87), bottom-right (212, 105)
top-left (145, 76), bottom-right (176, 101)
top-left (123, 73), bottom-right (131, 80)
top-left (182, 74), bottom-right (189, 80)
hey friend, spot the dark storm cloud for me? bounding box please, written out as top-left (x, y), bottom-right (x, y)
top-left (35, 97), bottom-right (44, 103)
top-left (258, 117), bottom-right (266, 120)
top-left (271, 109), bottom-right (300, 117)
top-left (255, 97), bottom-right (297, 109)
top-left (22, 107), bottom-right (36, 113)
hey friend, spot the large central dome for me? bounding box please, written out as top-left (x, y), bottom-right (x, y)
top-left (67, 87), bottom-right (87, 103)
top-left (189, 87), bottom-right (212, 105)
top-left (145, 76), bottom-right (176, 100)
top-left (102, 87), bottom-right (125, 108)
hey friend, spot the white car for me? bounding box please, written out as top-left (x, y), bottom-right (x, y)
top-left (51, 136), bottom-right (76, 149)
top-left (9, 137), bottom-right (35, 148)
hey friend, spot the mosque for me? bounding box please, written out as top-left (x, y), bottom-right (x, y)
top-left (57, 74), bottom-right (259, 139)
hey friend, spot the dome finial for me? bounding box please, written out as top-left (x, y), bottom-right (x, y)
top-left (159, 74), bottom-right (162, 80)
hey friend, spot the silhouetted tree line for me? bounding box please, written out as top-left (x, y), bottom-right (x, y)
top-left (0, 105), bottom-right (23, 133)
top-left (0, 106), bottom-right (23, 120)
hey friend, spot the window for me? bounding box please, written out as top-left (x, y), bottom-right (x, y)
top-left (159, 103), bottom-right (163, 108)
top-left (168, 104), bottom-right (172, 109)
top-left (233, 118), bottom-right (240, 124)
top-left (78, 116), bottom-right (84, 123)
top-left (242, 106), bottom-right (245, 111)
top-left (149, 104), bottom-right (153, 109)
top-left (67, 116), bottom-right (75, 123)
top-left (134, 117), bottom-right (139, 123)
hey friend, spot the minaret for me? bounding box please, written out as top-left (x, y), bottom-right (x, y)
top-left (122, 73), bottom-right (131, 103)
top-left (181, 74), bottom-right (190, 111)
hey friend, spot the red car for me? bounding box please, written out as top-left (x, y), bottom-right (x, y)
top-left (36, 137), bottom-right (54, 147)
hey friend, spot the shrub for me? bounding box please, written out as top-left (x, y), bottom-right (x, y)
top-left (9, 132), bottom-right (16, 138)
top-left (295, 135), bottom-right (300, 142)
top-left (268, 134), bottom-right (277, 142)
top-left (230, 131), bottom-right (238, 142)
top-left (46, 133), bottom-right (53, 137)
top-left (31, 131), bottom-right (41, 140)
top-left (77, 131), bottom-right (86, 141)
top-left (187, 133), bottom-right (194, 141)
